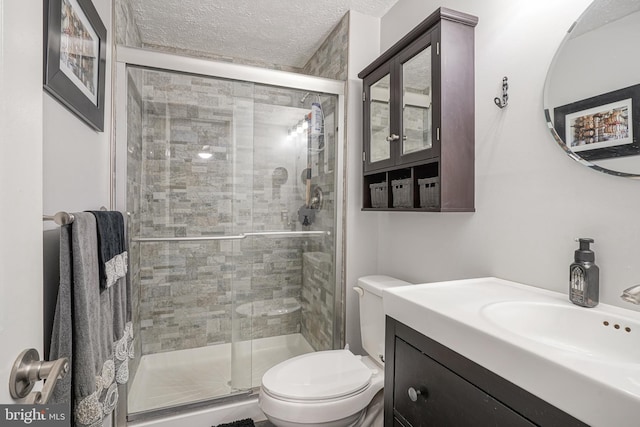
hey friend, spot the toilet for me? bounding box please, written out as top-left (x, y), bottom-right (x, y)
top-left (259, 275), bottom-right (411, 426)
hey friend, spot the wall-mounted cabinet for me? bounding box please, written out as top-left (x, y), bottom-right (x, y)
top-left (359, 8), bottom-right (477, 212)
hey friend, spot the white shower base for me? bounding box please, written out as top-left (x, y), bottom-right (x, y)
top-left (128, 333), bottom-right (314, 414)
top-left (128, 397), bottom-right (265, 427)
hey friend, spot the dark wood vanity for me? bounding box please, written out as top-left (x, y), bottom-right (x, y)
top-left (384, 317), bottom-right (588, 427)
top-left (358, 8), bottom-right (477, 211)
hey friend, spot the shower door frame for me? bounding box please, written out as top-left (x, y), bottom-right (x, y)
top-left (112, 45), bottom-right (346, 406)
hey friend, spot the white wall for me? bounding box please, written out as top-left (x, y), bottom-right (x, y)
top-left (369, 0), bottom-right (640, 311)
top-left (43, 0), bottom-right (113, 223)
top-left (344, 11), bottom-right (382, 353)
top-left (41, 0), bottom-right (114, 423)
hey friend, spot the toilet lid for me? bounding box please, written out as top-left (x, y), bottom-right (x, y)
top-left (262, 350), bottom-right (372, 401)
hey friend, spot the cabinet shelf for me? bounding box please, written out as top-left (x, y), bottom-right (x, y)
top-left (359, 7), bottom-right (477, 212)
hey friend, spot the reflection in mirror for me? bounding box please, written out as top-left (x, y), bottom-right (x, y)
top-left (402, 46), bottom-right (432, 155)
top-left (370, 74), bottom-right (391, 163)
top-left (544, 0), bottom-right (640, 177)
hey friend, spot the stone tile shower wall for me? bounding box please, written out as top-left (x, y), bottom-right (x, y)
top-left (240, 87), bottom-right (337, 343)
top-left (302, 12), bottom-right (349, 81)
top-left (302, 12), bottom-right (348, 348)
top-left (302, 252), bottom-right (334, 350)
top-left (299, 96), bottom-right (338, 351)
top-left (133, 70), bottom-right (339, 354)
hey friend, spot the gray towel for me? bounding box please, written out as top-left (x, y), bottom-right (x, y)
top-left (49, 212), bottom-right (133, 427)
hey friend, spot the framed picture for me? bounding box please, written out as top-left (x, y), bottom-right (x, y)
top-left (554, 84), bottom-right (640, 161)
top-left (44, 0), bottom-right (106, 131)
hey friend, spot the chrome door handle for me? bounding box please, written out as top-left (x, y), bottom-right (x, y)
top-left (9, 348), bottom-right (69, 404)
top-left (386, 134), bottom-right (400, 141)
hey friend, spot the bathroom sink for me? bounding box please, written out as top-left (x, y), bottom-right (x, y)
top-left (480, 300), bottom-right (640, 364)
top-left (383, 277), bottom-right (640, 427)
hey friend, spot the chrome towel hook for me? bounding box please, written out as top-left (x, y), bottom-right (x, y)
top-left (494, 76), bottom-right (509, 109)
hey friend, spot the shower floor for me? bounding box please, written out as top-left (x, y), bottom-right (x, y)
top-left (128, 333), bottom-right (314, 414)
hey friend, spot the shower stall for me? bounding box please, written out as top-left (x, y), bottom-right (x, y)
top-left (114, 48), bottom-right (345, 419)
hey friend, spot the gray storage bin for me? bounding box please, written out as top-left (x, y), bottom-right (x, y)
top-left (391, 178), bottom-right (412, 208)
top-left (369, 182), bottom-right (388, 208)
top-left (418, 177), bottom-right (440, 208)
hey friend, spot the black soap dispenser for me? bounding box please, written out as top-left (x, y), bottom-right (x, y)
top-left (569, 238), bottom-right (599, 307)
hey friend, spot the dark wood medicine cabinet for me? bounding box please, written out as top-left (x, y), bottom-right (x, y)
top-left (359, 8), bottom-right (477, 212)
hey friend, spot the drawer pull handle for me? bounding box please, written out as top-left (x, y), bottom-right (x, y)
top-left (408, 386), bottom-right (425, 402)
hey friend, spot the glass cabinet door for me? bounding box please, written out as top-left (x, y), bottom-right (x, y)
top-left (369, 73), bottom-right (392, 164)
top-left (363, 32), bottom-right (436, 173)
top-left (401, 45), bottom-right (432, 156)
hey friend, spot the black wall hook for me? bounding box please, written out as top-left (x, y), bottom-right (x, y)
top-left (494, 76), bottom-right (509, 109)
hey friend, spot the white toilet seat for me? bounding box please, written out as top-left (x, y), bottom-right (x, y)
top-left (262, 349), bottom-right (373, 401)
top-left (259, 351), bottom-right (384, 425)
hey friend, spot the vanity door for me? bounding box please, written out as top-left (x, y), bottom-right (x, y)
top-left (385, 317), bottom-right (588, 427)
top-left (392, 338), bottom-right (535, 427)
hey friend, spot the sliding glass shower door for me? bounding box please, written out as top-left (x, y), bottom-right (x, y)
top-left (123, 62), bottom-right (341, 416)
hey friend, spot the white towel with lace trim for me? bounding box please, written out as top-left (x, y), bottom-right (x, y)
top-left (75, 323), bottom-right (134, 427)
top-left (105, 251), bottom-right (128, 288)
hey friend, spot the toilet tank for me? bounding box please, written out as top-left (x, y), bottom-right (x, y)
top-left (356, 275), bottom-right (411, 365)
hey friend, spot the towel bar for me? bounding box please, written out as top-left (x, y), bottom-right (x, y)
top-left (42, 211), bottom-right (75, 225)
top-left (133, 230), bottom-right (330, 242)
top-left (43, 207), bottom-right (108, 226)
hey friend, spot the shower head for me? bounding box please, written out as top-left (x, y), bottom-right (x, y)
top-left (300, 93), bottom-right (311, 104)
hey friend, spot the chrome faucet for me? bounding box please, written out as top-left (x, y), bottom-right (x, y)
top-left (620, 285), bottom-right (640, 305)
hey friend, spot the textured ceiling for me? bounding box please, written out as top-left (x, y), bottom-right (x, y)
top-left (129, 0), bottom-right (398, 68)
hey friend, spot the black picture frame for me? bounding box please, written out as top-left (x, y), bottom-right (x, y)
top-left (44, 0), bottom-right (106, 132)
top-left (554, 84), bottom-right (640, 161)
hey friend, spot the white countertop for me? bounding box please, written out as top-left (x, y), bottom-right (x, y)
top-left (383, 277), bottom-right (640, 427)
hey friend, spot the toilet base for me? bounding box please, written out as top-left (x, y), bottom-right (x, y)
top-left (359, 390), bottom-right (383, 427)
top-left (262, 389), bottom-right (384, 427)
top-left (265, 408), bottom-right (365, 427)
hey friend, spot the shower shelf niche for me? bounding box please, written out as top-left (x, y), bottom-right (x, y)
top-left (235, 298), bottom-right (302, 317)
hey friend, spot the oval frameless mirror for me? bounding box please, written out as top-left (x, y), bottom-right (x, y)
top-left (544, 0), bottom-right (640, 177)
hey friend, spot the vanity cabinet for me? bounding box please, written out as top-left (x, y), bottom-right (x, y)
top-left (359, 8), bottom-right (477, 211)
top-left (384, 317), bottom-right (588, 427)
